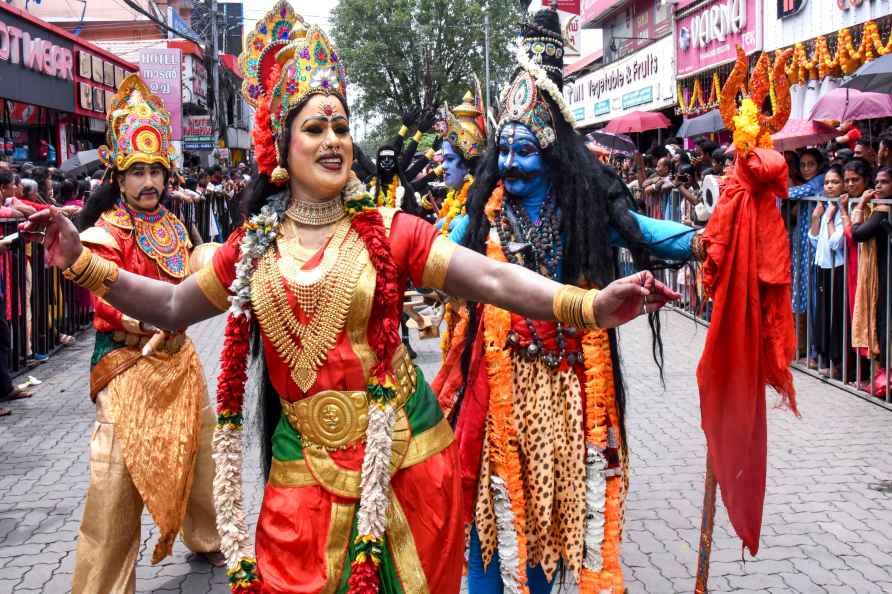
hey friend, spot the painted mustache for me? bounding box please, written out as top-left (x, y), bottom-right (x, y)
top-left (501, 167), bottom-right (536, 181)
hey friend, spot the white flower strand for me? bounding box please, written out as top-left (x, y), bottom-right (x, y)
top-left (491, 475), bottom-right (525, 594)
top-left (356, 404), bottom-right (397, 538)
top-left (212, 426), bottom-right (250, 569)
top-left (583, 444), bottom-right (608, 572)
top-left (513, 41), bottom-right (577, 129)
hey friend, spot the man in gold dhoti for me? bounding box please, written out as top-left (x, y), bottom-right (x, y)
top-left (69, 74), bottom-right (222, 594)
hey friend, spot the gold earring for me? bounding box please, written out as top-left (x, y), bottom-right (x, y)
top-left (271, 165), bottom-right (290, 185)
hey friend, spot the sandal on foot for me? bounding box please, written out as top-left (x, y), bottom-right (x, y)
top-left (0, 388), bottom-right (32, 402)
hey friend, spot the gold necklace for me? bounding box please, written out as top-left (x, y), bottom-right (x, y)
top-left (251, 222), bottom-right (367, 392)
top-left (285, 196), bottom-right (345, 226)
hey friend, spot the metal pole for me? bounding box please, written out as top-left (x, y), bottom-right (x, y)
top-left (209, 0), bottom-right (221, 139)
top-left (694, 458), bottom-right (718, 594)
top-left (484, 13), bottom-right (491, 119)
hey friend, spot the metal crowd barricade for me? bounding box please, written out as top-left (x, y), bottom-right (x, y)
top-left (623, 186), bottom-right (892, 411)
top-left (169, 191), bottom-right (240, 245)
top-left (1, 217), bottom-right (93, 377)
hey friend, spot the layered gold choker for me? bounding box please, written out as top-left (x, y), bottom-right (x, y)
top-left (284, 197), bottom-right (345, 226)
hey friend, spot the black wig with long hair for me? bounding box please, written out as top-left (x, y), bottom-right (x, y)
top-left (454, 85), bottom-right (662, 448)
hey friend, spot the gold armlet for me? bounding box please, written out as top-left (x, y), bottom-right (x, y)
top-left (553, 285), bottom-right (600, 330)
top-left (62, 246), bottom-right (119, 298)
top-left (424, 148), bottom-right (435, 160)
top-left (691, 230), bottom-right (707, 262)
top-left (398, 125), bottom-right (409, 138)
top-left (412, 130), bottom-right (423, 142)
top-left (433, 165), bottom-right (444, 177)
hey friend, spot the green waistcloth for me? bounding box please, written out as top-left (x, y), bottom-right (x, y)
top-left (336, 511), bottom-right (405, 594)
top-left (90, 331), bottom-right (124, 368)
top-left (272, 367), bottom-right (443, 462)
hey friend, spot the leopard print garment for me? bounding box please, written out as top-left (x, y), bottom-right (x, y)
top-left (475, 353), bottom-right (589, 581)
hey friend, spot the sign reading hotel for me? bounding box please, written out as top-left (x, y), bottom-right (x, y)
top-left (676, 0), bottom-right (762, 77)
top-left (563, 35), bottom-right (675, 127)
top-left (139, 47), bottom-right (182, 140)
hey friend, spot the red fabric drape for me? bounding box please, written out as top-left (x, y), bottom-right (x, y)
top-left (697, 148), bottom-right (799, 556)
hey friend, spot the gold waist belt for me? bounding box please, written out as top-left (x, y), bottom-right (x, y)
top-left (280, 346), bottom-right (417, 451)
top-left (111, 330), bottom-right (186, 354)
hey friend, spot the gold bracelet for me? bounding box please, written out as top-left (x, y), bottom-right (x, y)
top-left (691, 230), bottom-right (707, 262)
top-left (582, 288), bottom-right (600, 329)
top-left (424, 148), bottom-right (435, 160)
top-left (553, 285), bottom-right (600, 330)
top-left (398, 125), bottom-right (409, 138)
top-left (62, 247), bottom-right (93, 281)
top-left (63, 247), bottom-right (119, 297)
top-left (412, 130), bottom-right (423, 142)
top-left (433, 165), bottom-right (444, 177)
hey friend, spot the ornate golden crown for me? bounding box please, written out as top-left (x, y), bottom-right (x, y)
top-left (239, 1), bottom-right (347, 135)
top-left (444, 83), bottom-right (486, 160)
top-left (98, 74), bottom-right (176, 171)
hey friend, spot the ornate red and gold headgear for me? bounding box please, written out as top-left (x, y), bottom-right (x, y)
top-left (239, 1), bottom-right (348, 184)
top-left (443, 79), bottom-right (486, 161)
top-left (98, 74), bottom-right (176, 171)
top-left (720, 46), bottom-right (794, 155)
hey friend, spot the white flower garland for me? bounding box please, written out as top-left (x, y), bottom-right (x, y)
top-left (491, 475), bottom-right (525, 594)
top-left (212, 192), bottom-right (288, 575)
top-left (583, 444), bottom-right (608, 572)
top-left (513, 40), bottom-right (577, 129)
top-left (356, 404), bottom-right (397, 539)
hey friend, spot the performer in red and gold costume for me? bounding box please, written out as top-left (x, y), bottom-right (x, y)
top-left (70, 74), bottom-right (221, 594)
top-left (21, 3), bottom-right (679, 593)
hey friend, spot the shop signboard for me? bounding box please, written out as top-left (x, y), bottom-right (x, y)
top-left (563, 35), bottom-right (675, 127)
top-left (0, 7), bottom-right (75, 112)
top-left (182, 54), bottom-right (208, 109)
top-left (183, 115), bottom-right (214, 151)
top-left (676, 0), bottom-right (762, 77)
top-left (763, 0), bottom-right (891, 51)
top-left (139, 47), bottom-right (182, 140)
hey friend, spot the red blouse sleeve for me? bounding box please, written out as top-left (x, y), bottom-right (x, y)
top-left (389, 212), bottom-right (456, 289)
top-left (195, 227), bottom-right (243, 311)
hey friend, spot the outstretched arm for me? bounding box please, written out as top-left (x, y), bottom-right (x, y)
top-left (443, 244), bottom-right (678, 329)
top-left (22, 208), bottom-right (222, 331)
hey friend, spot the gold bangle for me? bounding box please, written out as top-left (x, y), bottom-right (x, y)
top-left (63, 247), bottom-right (93, 281)
top-left (424, 148), bottom-right (435, 160)
top-left (691, 230), bottom-right (707, 262)
top-left (582, 288), bottom-right (600, 329)
top-left (412, 130), bottom-right (423, 142)
top-left (398, 125), bottom-right (409, 138)
top-left (554, 285), bottom-right (600, 330)
top-left (63, 247), bottom-right (119, 297)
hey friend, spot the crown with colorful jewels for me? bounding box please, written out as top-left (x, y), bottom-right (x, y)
top-left (98, 74), bottom-right (176, 171)
top-left (269, 26), bottom-right (348, 135)
top-left (497, 8), bottom-right (575, 149)
top-left (239, 0), bottom-right (308, 110)
top-left (444, 82), bottom-right (486, 161)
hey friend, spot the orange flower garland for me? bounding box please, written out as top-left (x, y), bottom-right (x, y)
top-left (483, 185), bottom-right (530, 594)
top-left (579, 329), bottom-right (625, 594)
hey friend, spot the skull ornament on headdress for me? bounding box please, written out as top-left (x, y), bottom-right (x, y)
top-left (98, 74), bottom-right (176, 171)
top-left (238, 0), bottom-right (348, 184)
top-left (497, 8), bottom-right (575, 149)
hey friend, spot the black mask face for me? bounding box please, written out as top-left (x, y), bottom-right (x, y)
top-left (377, 149), bottom-right (396, 175)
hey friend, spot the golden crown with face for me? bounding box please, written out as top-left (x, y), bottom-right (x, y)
top-left (98, 74), bottom-right (176, 171)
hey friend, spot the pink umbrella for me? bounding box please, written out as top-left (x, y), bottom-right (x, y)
top-left (808, 88), bottom-right (892, 122)
top-left (771, 119), bottom-right (837, 152)
top-left (603, 111), bottom-right (672, 134)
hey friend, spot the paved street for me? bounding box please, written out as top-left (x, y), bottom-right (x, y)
top-left (1, 312), bottom-right (890, 593)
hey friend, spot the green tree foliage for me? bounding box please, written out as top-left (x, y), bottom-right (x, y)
top-left (331, 0), bottom-right (523, 139)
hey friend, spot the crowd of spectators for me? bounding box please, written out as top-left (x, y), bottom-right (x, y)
top-left (607, 122), bottom-right (892, 401)
top-left (0, 160), bottom-right (250, 417)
